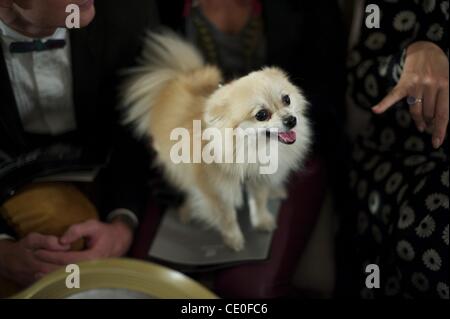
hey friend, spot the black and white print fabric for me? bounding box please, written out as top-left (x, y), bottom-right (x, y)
top-left (347, 0), bottom-right (449, 299)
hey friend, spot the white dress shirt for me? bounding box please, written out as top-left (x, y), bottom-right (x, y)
top-left (0, 18), bottom-right (76, 135)
top-left (0, 20), bottom-right (138, 238)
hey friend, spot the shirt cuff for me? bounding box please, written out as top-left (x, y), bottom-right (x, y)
top-left (106, 208), bottom-right (139, 229)
top-left (0, 234), bottom-right (15, 241)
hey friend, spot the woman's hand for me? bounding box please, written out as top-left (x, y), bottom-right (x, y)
top-left (34, 219), bottom-right (133, 266)
top-left (372, 41), bottom-right (449, 149)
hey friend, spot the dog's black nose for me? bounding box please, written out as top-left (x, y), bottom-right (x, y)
top-left (282, 116), bottom-right (297, 129)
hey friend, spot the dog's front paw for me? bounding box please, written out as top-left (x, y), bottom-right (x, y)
top-left (253, 211), bottom-right (277, 232)
top-left (222, 229), bottom-right (245, 252)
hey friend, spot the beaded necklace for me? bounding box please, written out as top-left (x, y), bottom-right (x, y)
top-left (185, 0), bottom-right (265, 79)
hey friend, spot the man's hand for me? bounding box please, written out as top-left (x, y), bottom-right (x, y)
top-left (34, 219), bottom-right (133, 265)
top-left (0, 233), bottom-right (70, 286)
top-left (372, 41), bottom-right (449, 149)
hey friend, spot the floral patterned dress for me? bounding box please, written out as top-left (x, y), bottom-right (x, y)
top-left (347, 0), bottom-right (449, 299)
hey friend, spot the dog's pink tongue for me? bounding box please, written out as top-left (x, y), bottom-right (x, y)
top-left (278, 131), bottom-right (297, 144)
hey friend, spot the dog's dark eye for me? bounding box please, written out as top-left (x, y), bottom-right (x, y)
top-left (255, 109), bottom-right (271, 121)
top-left (282, 95), bottom-right (291, 106)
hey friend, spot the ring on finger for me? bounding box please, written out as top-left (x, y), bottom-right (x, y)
top-left (407, 96), bottom-right (423, 105)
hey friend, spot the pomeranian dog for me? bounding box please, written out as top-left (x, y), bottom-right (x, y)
top-left (122, 31), bottom-right (311, 251)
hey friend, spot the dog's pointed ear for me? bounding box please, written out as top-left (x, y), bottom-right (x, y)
top-left (262, 67), bottom-right (288, 79)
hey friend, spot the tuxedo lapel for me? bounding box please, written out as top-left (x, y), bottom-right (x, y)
top-left (69, 18), bottom-right (105, 136)
top-left (0, 22), bottom-right (104, 153)
top-left (0, 48), bottom-right (27, 152)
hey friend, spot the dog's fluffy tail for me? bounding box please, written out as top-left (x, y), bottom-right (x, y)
top-left (121, 30), bottom-right (206, 138)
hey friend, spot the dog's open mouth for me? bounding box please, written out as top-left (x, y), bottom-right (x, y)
top-left (266, 130), bottom-right (297, 144)
top-left (278, 131), bottom-right (296, 144)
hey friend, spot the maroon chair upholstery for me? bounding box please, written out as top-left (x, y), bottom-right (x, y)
top-left (130, 156), bottom-right (327, 298)
top-left (129, 196), bottom-right (163, 260)
top-left (214, 156), bottom-right (327, 298)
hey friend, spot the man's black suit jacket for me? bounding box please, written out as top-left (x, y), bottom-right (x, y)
top-left (0, 1), bottom-right (159, 236)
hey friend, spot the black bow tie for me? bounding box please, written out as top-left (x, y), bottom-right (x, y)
top-left (9, 39), bottom-right (66, 54)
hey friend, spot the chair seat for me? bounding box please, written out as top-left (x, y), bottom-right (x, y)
top-left (130, 155), bottom-right (327, 298)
